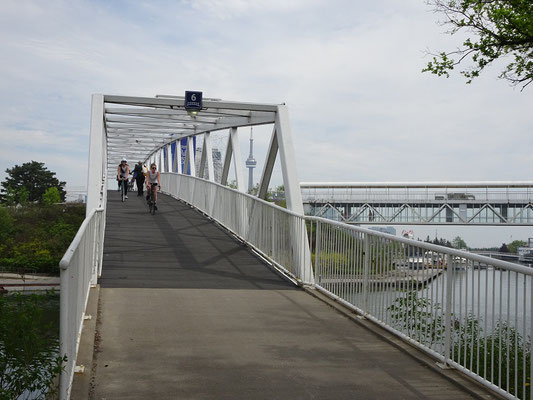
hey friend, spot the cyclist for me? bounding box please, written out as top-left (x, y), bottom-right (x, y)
top-left (146, 163), bottom-right (161, 209)
top-left (117, 158), bottom-right (130, 199)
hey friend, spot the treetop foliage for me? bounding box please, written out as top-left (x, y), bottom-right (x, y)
top-left (0, 161), bottom-right (66, 205)
top-left (423, 0), bottom-right (533, 90)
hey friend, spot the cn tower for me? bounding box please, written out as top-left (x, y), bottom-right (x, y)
top-left (245, 127), bottom-right (257, 192)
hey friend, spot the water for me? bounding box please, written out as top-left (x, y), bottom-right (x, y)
top-left (345, 266), bottom-right (533, 336)
top-left (0, 292), bottom-right (60, 398)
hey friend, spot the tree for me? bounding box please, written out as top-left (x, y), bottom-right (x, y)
top-left (0, 207), bottom-right (13, 242)
top-left (0, 161), bottom-right (66, 204)
top-left (42, 187), bottom-right (61, 205)
top-left (452, 235), bottom-right (468, 249)
top-left (508, 239), bottom-right (527, 253)
top-left (423, 0), bottom-right (533, 90)
top-left (499, 243), bottom-right (510, 252)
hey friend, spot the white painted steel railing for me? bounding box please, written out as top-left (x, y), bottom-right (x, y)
top-left (59, 207), bottom-right (105, 400)
top-left (161, 172), bottom-right (313, 285)
top-left (162, 172), bottom-right (532, 400)
top-left (309, 217), bottom-right (533, 400)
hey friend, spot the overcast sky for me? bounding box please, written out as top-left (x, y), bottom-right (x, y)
top-left (1, 0), bottom-right (532, 247)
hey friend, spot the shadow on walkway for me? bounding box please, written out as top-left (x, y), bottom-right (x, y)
top-left (89, 191), bottom-right (492, 399)
top-left (100, 191), bottom-right (294, 290)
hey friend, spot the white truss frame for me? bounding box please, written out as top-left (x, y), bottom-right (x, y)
top-left (302, 182), bottom-right (533, 225)
top-left (87, 94), bottom-right (305, 213)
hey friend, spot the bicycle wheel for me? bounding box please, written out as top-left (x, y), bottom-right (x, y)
top-left (151, 201), bottom-right (156, 215)
top-left (121, 182), bottom-right (125, 202)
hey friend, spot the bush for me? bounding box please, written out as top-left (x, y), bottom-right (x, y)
top-left (42, 187), bottom-right (61, 205)
top-left (388, 290), bottom-right (531, 399)
top-left (0, 204), bottom-right (85, 275)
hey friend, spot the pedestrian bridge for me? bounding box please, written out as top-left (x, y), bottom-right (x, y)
top-left (58, 94), bottom-right (533, 400)
top-left (302, 182), bottom-right (533, 225)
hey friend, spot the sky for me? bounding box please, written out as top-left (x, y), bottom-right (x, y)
top-left (0, 0), bottom-right (532, 247)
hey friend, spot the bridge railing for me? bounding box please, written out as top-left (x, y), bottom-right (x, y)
top-left (59, 207), bottom-right (105, 400)
top-left (162, 173), bottom-right (531, 399)
top-left (162, 172), bottom-right (313, 284)
top-left (308, 216), bottom-right (533, 400)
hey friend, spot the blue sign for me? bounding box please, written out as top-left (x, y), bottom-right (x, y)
top-left (185, 91), bottom-right (202, 111)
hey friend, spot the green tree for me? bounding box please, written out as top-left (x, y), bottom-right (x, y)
top-left (0, 207), bottom-right (13, 242)
top-left (0, 161), bottom-right (66, 204)
top-left (423, 0), bottom-right (533, 90)
top-left (2, 186), bottom-right (29, 207)
top-left (226, 180), bottom-right (238, 190)
top-left (42, 187), bottom-right (61, 205)
top-left (508, 239), bottom-right (527, 253)
top-left (247, 183), bottom-right (274, 201)
top-left (452, 235), bottom-right (468, 249)
top-left (500, 243), bottom-right (510, 252)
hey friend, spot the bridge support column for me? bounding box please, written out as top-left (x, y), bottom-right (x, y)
top-left (87, 94), bottom-right (105, 215)
top-left (166, 144), bottom-right (172, 172)
top-left (257, 106), bottom-right (314, 284)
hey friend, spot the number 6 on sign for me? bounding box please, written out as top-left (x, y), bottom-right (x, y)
top-left (185, 91), bottom-right (202, 111)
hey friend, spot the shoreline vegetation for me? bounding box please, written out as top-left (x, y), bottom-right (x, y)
top-left (0, 201), bottom-right (81, 397)
top-left (0, 203), bottom-right (85, 276)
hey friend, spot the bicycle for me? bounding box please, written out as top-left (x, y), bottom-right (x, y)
top-left (120, 177), bottom-right (128, 202)
top-left (147, 185), bottom-right (157, 214)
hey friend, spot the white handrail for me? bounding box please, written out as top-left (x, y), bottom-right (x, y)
top-left (59, 207), bottom-right (105, 400)
top-left (307, 215), bottom-right (533, 275)
top-left (163, 172), bottom-right (532, 400)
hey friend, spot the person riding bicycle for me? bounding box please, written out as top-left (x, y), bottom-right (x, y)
top-left (117, 158), bottom-right (130, 199)
top-left (146, 163), bottom-right (161, 209)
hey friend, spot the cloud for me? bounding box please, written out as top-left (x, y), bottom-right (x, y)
top-left (0, 0), bottom-right (531, 221)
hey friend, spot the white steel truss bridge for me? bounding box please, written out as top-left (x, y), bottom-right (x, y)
top-left (301, 182), bottom-right (533, 226)
top-left (57, 93), bottom-right (533, 400)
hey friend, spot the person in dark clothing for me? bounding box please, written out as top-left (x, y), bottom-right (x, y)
top-left (134, 161), bottom-right (145, 196)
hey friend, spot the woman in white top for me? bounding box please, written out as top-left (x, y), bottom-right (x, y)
top-left (146, 163), bottom-right (161, 208)
top-left (117, 158), bottom-right (130, 198)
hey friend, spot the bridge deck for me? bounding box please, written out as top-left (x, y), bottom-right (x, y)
top-left (89, 190), bottom-right (495, 399)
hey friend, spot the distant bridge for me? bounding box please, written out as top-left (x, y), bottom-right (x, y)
top-left (301, 181), bottom-right (533, 225)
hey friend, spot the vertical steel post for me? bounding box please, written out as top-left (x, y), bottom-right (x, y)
top-left (166, 143), bottom-right (172, 172)
top-left (229, 127), bottom-right (245, 192)
top-left (204, 132), bottom-right (215, 182)
top-left (186, 137), bottom-right (196, 177)
top-left (59, 264), bottom-right (70, 400)
top-left (86, 94), bottom-right (105, 216)
top-left (175, 141), bottom-right (182, 174)
top-left (315, 220), bottom-right (322, 285)
top-left (440, 254), bottom-right (454, 368)
top-left (363, 234), bottom-right (370, 314)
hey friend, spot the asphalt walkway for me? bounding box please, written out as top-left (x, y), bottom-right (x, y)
top-left (88, 190), bottom-right (497, 399)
